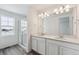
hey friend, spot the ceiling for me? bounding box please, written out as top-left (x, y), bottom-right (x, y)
top-left (0, 4), bottom-right (30, 16)
top-left (0, 4), bottom-right (74, 16)
top-left (0, 4), bottom-right (63, 16)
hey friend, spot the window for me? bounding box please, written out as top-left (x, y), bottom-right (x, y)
top-left (1, 16), bottom-right (15, 36)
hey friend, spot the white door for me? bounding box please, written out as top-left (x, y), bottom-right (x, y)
top-left (37, 38), bottom-right (45, 55)
top-left (60, 47), bottom-right (79, 55)
top-left (32, 37), bottom-right (38, 51)
top-left (46, 40), bottom-right (59, 55)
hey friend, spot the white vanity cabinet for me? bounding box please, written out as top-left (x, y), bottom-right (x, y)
top-left (60, 47), bottom-right (79, 55)
top-left (32, 37), bottom-right (38, 51)
top-left (32, 36), bottom-right (79, 55)
top-left (59, 40), bottom-right (79, 55)
top-left (46, 39), bottom-right (59, 55)
top-left (32, 37), bottom-right (45, 54)
top-left (46, 39), bottom-right (79, 55)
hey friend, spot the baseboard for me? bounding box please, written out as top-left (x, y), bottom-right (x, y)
top-left (18, 44), bottom-right (27, 53)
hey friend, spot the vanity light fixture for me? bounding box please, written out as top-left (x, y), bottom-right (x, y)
top-left (53, 5), bottom-right (71, 15)
top-left (38, 12), bottom-right (49, 18)
top-left (38, 5), bottom-right (71, 18)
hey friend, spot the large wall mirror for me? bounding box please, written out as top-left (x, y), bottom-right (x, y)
top-left (42, 8), bottom-right (73, 36)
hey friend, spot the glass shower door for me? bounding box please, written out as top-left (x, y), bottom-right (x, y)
top-left (20, 19), bottom-right (27, 47)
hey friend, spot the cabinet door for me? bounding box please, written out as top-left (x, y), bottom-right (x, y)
top-left (76, 5), bottom-right (79, 19)
top-left (46, 40), bottom-right (59, 55)
top-left (37, 38), bottom-right (45, 55)
top-left (72, 6), bottom-right (77, 37)
top-left (77, 20), bottom-right (79, 38)
top-left (32, 37), bottom-right (37, 51)
top-left (60, 47), bottom-right (79, 55)
top-left (76, 5), bottom-right (79, 38)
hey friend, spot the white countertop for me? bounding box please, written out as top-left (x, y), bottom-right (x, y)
top-left (32, 35), bottom-right (79, 44)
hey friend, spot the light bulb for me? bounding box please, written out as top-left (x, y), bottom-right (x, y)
top-left (41, 13), bottom-right (43, 16)
top-left (59, 7), bottom-right (63, 10)
top-left (44, 12), bottom-right (49, 17)
top-left (53, 8), bottom-right (58, 13)
top-left (38, 14), bottom-right (42, 17)
top-left (65, 5), bottom-right (70, 9)
top-left (41, 13), bottom-right (45, 18)
top-left (65, 8), bottom-right (70, 12)
top-left (60, 10), bottom-right (64, 13)
top-left (46, 14), bottom-right (49, 16)
top-left (44, 12), bottom-right (47, 16)
top-left (56, 11), bottom-right (59, 14)
top-left (38, 13), bottom-right (44, 18)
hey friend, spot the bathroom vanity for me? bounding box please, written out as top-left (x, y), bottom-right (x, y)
top-left (32, 35), bottom-right (79, 55)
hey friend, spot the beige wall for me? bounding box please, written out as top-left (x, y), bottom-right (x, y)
top-left (27, 6), bottom-right (43, 36)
